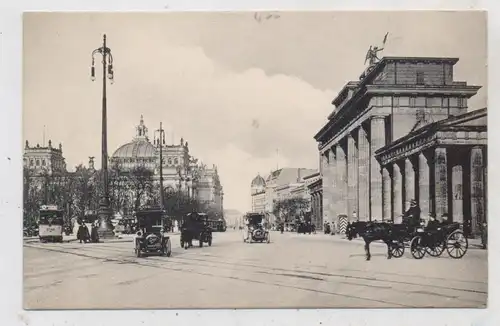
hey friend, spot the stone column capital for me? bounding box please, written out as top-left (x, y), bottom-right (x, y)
top-left (371, 115), bottom-right (387, 121)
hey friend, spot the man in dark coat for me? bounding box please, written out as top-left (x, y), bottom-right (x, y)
top-left (90, 221), bottom-right (99, 243)
top-left (403, 199), bottom-right (421, 227)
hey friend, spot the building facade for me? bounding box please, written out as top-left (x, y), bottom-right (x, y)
top-left (197, 164), bottom-right (224, 213)
top-left (314, 56), bottom-right (482, 224)
top-left (250, 174), bottom-right (266, 213)
top-left (23, 140), bottom-right (67, 176)
top-left (110, 115), bottom-right (224, 213)
top-left (375, 109), bottom-right (487, 235)
top-left (304, 172), bottom-right (323, 229)
top-left (250, 168), bottom-right (317, 225)
top-left (250, 168), bottom-right (316, 213)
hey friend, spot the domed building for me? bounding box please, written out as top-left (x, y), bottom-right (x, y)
top-left (250, 173), bottom-right (266, 213)
top-left (251, 174), bottom-right (266, 194)
top-left (109, 115), bottom-right (224, 214)
top-left (111, 115), bottom-right (156, 171)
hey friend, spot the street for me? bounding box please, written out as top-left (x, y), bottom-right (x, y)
top-left (24, 230), bottom-right (487, 309)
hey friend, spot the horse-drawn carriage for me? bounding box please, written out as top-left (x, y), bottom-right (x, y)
top-left (180, 212), bottom-right (213, 249)
top-left (243, 212), bottom-right (271, 243)
top-left (346, 218), bottom-right (468, 260)
top-left (409, 222), bottom-right (468, 259)
top-left (134, 207), bottom-right (172, 258)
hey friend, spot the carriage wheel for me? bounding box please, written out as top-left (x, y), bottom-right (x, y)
top-left (410, 236), bottom-right (426, 259)
top-left (446, 230), bottom-right (468, 259)
top-left (390, 240), bottom-right (405, 258)
top-left (426, 240), bottom-right (445, 257)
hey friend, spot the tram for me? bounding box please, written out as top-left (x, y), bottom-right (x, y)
top-left (38, 205), bottom-right (64, 242)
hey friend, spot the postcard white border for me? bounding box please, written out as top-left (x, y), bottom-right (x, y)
top-left (1, 1), bottom-right (498, 325)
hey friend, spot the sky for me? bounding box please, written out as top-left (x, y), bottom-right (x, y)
top-left (23, 11), bottom-right (487, 213)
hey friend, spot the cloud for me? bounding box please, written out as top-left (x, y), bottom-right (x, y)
top-left (114, 45), bottom-right (332, 211)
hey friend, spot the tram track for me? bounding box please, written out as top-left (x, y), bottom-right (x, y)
top-left (24, 242), bottom-right (487, 299)
top-left (24, 243), bottom-right (411, 307)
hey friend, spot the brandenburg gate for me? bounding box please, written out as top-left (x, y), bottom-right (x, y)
top-left (314, 56), bottom-right (487, 236)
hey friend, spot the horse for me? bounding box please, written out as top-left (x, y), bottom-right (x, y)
top-left (345, 221), bottom-right (405, 261)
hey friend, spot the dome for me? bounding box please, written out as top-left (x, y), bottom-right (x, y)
top-left (112, 140), bottom-right (156, 158)
top-left (251, 174), bottom-right (266, 187)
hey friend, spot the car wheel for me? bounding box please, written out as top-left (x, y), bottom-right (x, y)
top-left (135, 242), bottom-right (142, 258)
top-left (165, 238), bottom-right (172, 257)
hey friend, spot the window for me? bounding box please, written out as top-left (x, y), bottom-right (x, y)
top-left (168, 158), bottom-right (172, 165)
top-left (36, 160), bottom-right (40, 166)
top-left (426, 97), bottom-right (441, 108)
top-left (415, 97), bottom-right (426, 107)
top-left (42, 159), bottom-right (46, 166)
top-left (174, 158), bottom-right (179, 165)
top-left (30, 159), bottom-right (34, 166)
top-left (416, 71), bottom-right (425, 85)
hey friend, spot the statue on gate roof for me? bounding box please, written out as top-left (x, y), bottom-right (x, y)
top-left (364, 32), bottom-right (389, 67)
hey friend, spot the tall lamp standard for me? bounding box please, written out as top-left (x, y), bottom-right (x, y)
top-left (154, 122), bottom-right (166, 211)
top-left (90, 34), bottom-right (115, 239)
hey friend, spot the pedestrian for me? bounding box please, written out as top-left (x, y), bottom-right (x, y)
top-left (481, 222), bottom-right (487, 249)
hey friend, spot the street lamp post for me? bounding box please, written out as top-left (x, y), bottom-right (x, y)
top-left (154, 122), bottom-right (166, 210)
top-left (90, 34), bottom-right (115, 239)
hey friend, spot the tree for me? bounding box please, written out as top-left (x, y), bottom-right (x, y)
top-left (128, 165), bottom-right (155, 212)
top-left (273, 197), bottom-right (310, 224)
top-left (23, 167), bottom-right (77, 226)
top-left (72, 164), bottom-right (97, 217)
top-left (23, 167), bottom-right (43, 227)
top-left (162, 190), bottom-right (202, 221)
top-left (108, 162), bottom-right (130, 216)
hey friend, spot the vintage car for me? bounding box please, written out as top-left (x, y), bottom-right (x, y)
top-left (134, 207), bottom-right (172, 258)
top-left (180, 212), bottom-right (213, 249)
top-left (243, 212), bottom-right (270, 243)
